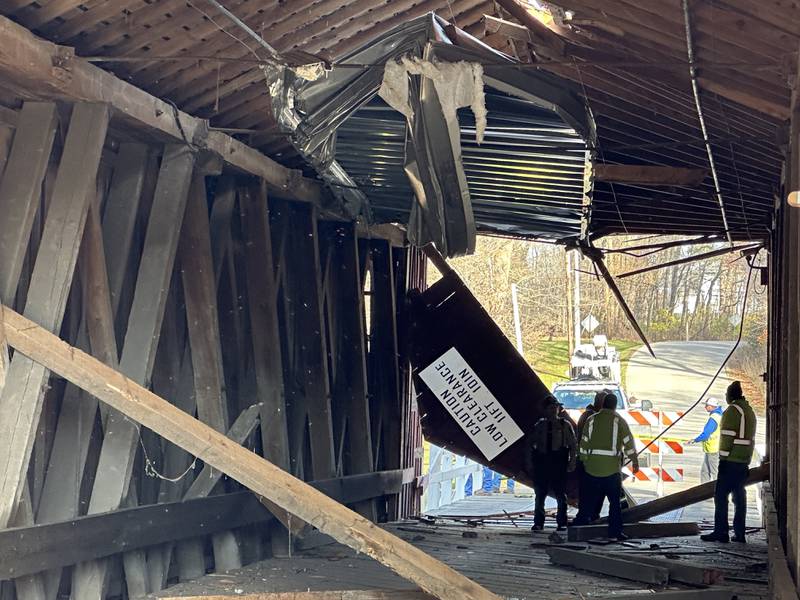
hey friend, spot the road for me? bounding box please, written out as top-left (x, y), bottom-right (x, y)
top-left (624, 341), bottom-right (765, 525)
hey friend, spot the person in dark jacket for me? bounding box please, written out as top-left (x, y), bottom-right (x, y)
top-left (525, 396), bottom-right (577, 531)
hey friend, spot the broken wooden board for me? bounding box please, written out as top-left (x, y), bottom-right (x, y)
top-left (568, 522), bottom-right (700, 542)
top-left (0, 305), bottom-right (501, 600)
top-left (605, 552), bottom-right (724, 585)
top-left (546, 547), bottom-right (669, 584)
top-left (620, 463), bottom-right (769, 523)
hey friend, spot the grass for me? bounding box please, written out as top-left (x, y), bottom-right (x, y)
top-left (525, 339), bottom-right (642, 391)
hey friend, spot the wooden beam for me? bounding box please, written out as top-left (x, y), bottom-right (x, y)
top-left (0, 14), bottom-right (324, 205)
top-left (0, 102), bottom-right (109, 529)
top-left (240, 182), bottom-right (290, 472)
top-left (594, 164), bottom-right (708, 186)
top-left (2, 491), bottom-right (269, 581)
top-left (0, 304), bottom-right (501, 600)
top-left (34, 148), bottom-right (150, 600)
top-left (603, 552), bottom-right (722, 585)
top-left (567, 521), bottom-right (700, 542)
top-left (180, 170), bottom-right (229, 434)
top-left (239, 183), bottom-right (305, 544)
top-left (591, 592), bottom-right (734, 600)
top-left (620, 462), bottom-right (769, 523)
top-left (367, 241), bottom-right (402, 484)
top-left (482, 14), bottom-right (532, 43)
top-left (546, 547), bottom-right (669, 584)
top-left (278, 201), bottom-right (336, 481)
top-left (493, 0), bottom-right (566, 59)
top-left (100, 143), bottom-right (152, 314)
top-left (172, 169), bottom-right (242, 579)
top-left (161, 593), bottom-right (433, 600)
top-left (151, 402), bottom-right (260, 590)
top-left (0, 463), bottom-right (411, 580)
top-left (321, 222), bottom-right (375, 519)
top-left (0, 102), bottom-right (58, 305)
top-left (71, 144), bottom-right (196, 600)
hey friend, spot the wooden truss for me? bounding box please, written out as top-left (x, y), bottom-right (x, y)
top-left (0, 303), bottom-right (499, 600)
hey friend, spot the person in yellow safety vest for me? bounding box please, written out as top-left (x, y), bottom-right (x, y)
top-left (701, 381), bottom-right (756, 544)
top-left (577, 392), bottom-right (639, 541)
top-left (572, 390), bottom-right (610, 526)
top-left (686, 397), bottom-right (723, 483)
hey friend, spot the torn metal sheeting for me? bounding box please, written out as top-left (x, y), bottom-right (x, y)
top-left (268, 13), bottom-right (594, 257)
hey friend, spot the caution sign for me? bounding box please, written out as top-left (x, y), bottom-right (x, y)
top-left (419, 347), bottom-right (524, 461)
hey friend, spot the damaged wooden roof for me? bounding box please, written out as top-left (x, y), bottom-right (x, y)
top-left (0, 0), bottom-right (790, 241)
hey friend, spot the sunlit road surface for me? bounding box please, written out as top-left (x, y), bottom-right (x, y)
top-left (624, 341), bottom-right (765, 526)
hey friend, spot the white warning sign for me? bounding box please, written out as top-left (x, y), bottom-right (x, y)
top-left (419, 347), bottom-right (524, 461)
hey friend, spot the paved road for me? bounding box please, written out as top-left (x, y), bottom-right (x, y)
top-left (624, 341), bottom-right (765, 525)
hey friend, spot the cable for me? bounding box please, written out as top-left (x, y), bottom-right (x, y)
top-left (139, 432), bottom-right (198, 483)
top-left (681, 0), bottom-right (733, 247)
top-left (627, 259), bottom-right (756, 462)
top-left (166, 99), bottom-right (197, 151)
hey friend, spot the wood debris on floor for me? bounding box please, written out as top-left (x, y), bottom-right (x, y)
top-left (155, 520), bottom-right (770, 599)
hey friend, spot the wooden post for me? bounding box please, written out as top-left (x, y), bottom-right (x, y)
top-left (177, 168), bottom-right (241, 576)
top-left (100, 143), bottom-right (152, 314)
top-left (786, 50), bottom-right (800, 577)
top-left (71, 144), bottom-right (196, 600)
top-left (367, 241), bottom-right (402, 518)
top-left (0, 305), bottom-right (502, 600)
top-left (275, 201), bottom-right (336, 481)
top-left (320, 222), bottom-right (375, 519)
top-left (0, 102), bottom-right (58, 306)
top-left (240, 182), bottom-right (290, 472)
top-left (33, 146), bottom-right (153, 600)
top-left (0, 102), bottom-right (109, 529)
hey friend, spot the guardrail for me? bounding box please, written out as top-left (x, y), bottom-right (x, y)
top-left (422, 445), bottom-right (484, 512)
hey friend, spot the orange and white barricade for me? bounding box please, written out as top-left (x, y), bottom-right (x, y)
top-left (622, 467), bottom-right (684, 482)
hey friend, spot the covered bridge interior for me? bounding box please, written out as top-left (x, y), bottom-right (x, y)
top-left (0, 0), bottom-right (797, 599)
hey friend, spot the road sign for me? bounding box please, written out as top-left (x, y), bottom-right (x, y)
top-left (581, 314), bottom-right (599, 333)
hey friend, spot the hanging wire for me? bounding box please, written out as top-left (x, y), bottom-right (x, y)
top-left (681, 0), bottom-right (734, 247)
top-left (627, 256), bottom-right (758, 461)
top-left (139, 429), bottom-right (198, 483)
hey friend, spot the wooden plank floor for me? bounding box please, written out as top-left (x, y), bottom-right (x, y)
top-left (154, 518), bottom-right (769, 599)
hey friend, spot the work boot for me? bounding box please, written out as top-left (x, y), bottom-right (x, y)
top-left (700, 533), bottom-right (730, 543)
top-left (613, 533), bottom-right (630, 542)
top-left (732, 535), bottom-right (747, 544)
top-left (531, 524), bottom-right (544, 532)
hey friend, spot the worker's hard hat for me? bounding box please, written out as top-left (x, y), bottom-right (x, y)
top-left (704, 397), bottom-right (721, 407)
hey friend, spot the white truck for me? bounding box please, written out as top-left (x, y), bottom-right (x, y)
top-left (569, 334), bottom-right (621, 383)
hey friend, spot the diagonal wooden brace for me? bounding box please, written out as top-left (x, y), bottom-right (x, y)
top-left (0, 304), bottom-right (500, 600)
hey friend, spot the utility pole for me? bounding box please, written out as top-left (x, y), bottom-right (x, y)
top-left (566, 251), bottom-right (574, 357)
top-left (573, 249), bottom-right (581, 352)
top-left (511, 283), bottom-right (524, 356)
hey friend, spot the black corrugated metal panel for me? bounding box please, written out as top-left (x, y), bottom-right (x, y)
top-left (336, 91), bottom-right (589, 240)
top-left (585, 77), bottom-right (781, 242)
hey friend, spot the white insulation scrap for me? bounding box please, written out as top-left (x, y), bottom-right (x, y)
top-left (378, 57), bottom-right (487, 144)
